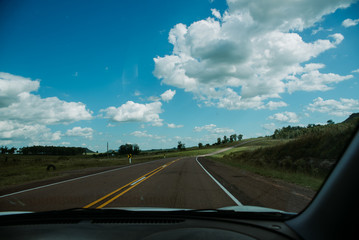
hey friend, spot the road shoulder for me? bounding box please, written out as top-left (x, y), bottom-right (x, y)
top-left (197, 157), bottom-right (315, 213)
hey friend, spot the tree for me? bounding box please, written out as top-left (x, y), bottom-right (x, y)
top-left (133, 144), bottom-right (140, 154)
top-left (198, 143), bottom-right (203, 148)
top-left (177, 141), bottom-right (185, 151)
top-left (216, 138), bottom-right (221, 145)
top-left (222, 135), bottom-right (229, 144)
top-left (232, 134), bottom-right (237, 141)
top-left (327, 120), bottom-right (335, 125)
top-left (8, 147), bottom-right (16, 154)
top-left (118, 144), bottom-right (140, 155)
top-left (238, 134), bottom-right (243, 141)
top-left (0, 146), bottom-right (8, 154)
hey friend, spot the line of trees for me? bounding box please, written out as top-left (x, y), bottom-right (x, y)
top-left (197, 134), bottom-right (243, 149)
top-left (272, 120), bottom-right (337, 140)
top-left (0, 146), bottom-right (17, 154)
top-left (20, 146), bottom-right (86, 155)
top-left (215, 134), bottom-right (243, 145)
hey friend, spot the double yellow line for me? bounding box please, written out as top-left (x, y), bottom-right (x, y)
top-left (83, 159), bottom-right (180, 209)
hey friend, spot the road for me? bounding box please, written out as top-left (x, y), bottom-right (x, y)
top-left (0, 143), bottom-right (315, 213)
top-left (0, 157), bottom-right (239, 212)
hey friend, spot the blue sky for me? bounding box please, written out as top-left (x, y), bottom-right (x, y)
top-left (0, 0), bottom-right (358, 152)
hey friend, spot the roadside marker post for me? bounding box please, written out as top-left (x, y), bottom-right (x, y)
top-left (128, 154), bottom-right (132, 164)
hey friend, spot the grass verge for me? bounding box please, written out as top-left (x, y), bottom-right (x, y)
top-left (208, 155), bottom-right (324, 190)
top-left (208, 139), bottom-right (326, 191)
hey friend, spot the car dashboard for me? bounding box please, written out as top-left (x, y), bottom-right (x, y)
top-left (0, 210), bottom-right (300, 240)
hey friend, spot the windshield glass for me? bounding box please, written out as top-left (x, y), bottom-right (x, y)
top-left (0, 0), bottom-right (358, 215)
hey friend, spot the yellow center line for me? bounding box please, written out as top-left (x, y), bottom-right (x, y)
top-left (83, 159), bottom-right (180, 209)
top-left (83, 165), bottom-right (165, 208)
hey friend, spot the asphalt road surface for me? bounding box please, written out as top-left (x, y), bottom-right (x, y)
top-left (0, 157), bottom-right (239, 212)
top-left (0, 153), bottom-right (314, 212)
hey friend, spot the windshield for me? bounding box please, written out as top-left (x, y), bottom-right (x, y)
top-left (0, 0), bottom-right (358, 215)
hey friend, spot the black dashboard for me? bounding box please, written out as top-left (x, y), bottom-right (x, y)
top-left (0, 210), bottom-right (300, 240)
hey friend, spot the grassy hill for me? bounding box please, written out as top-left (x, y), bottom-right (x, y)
top-left (209, 113), bottom-right (359, 190)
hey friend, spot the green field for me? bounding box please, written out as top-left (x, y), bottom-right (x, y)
top-left (0, 147), bottom-right (224, 189)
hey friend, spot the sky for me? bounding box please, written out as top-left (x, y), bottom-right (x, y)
top-left (0, 0), bottom-right (358, 152)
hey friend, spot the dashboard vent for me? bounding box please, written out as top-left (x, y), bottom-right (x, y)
top-left (1, 219), bottom-right (81, 226)
top-left (92, 218), bottom-right (184, 224)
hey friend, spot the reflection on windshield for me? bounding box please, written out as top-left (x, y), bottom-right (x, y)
top-left (0, 0), bottom-right (358, 214)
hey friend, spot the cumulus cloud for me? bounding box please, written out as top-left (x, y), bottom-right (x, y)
top-left (0, 120), bottom-right (61, 143)
top-left (0, 72), bottom-right (93, 144)
top-left (0, 72), bottom-right (39, 107)
top-left (269, 112), bottom-right (300, 123)
top-left (153, 0), bottom-right (353, 110)
top-left (286, 63), bottom-right (353, 93)
top-left (65, 127), bottom-right (94, 139)
top-left (307, 97), bottom-right (359, 116)
top-left (161, 89), bottom-right (176, 102)
top-left (0, 93), bottom-right (93, 125)
top-left (101, 101), bottom-right (164, 126)
top-left (0, 73), bottom-right (93, 125)
top-left (342, 18), bottom-right (359, 27)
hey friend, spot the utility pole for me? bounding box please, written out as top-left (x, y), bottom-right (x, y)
top-left (107, 142), bottom-right (109, 159)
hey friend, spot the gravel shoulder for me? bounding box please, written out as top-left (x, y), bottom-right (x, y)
top-left (198, 157), bottom-right (316, 213)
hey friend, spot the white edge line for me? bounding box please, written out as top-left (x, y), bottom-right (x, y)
top-left (196, 156), bottom-right (242, 206)
top-left (0, 159), bottom-right (163, 199)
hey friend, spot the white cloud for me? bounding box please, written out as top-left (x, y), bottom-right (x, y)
top-left (153, 0), bottom-right (353, 110)
top-left (147, 96), bottom-right (161, 102)
top-left (0, 72), bottom-right (39, 107)
top-left (227, 0), bottom-right (351, 31)
top-left (342, 18), bottom-right (359, 27)
top-left (65, 127), bottom-right (94, 139)
top-left (311, 27), bottom-right (333, 35)
top-left (0, 72), bottom-right (93, 145)
top-left (0, 120), bottom-right (61, 144)
top-left (194, 124), bottom-right (234, 135)
top-left (307, 97), bottom-right (359, 116)
top-left (264, 101), bottom-right (288, 110)
top-left (0, 72), bottom-right (93, 125)
top-left (352, 69), bottom-right (359, 73)
top-left (131, 130), bottom-right (152, 138)
top-left (286, 63), bottom-right (353, 93)
top-left (134, 90), bottom-right (142, 96)
top-left (101, 101), bottom-right (164, 126)
top-left (262, 122), bottom-right (277, 132)
top-left (194, 124), bottom-right (217, 132)
top-left (0, 93), bottom-right (93, 125)
top-left (161, 89), bottom-right (176, 102)
top-left (211, 8), bottom-right (221, 19)
top-left (167, 123), bottom-right (184, 128)
top-left (269, 111), bottom-right (299, 123)
top-left (130, 130), bottom-right (162, 139)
